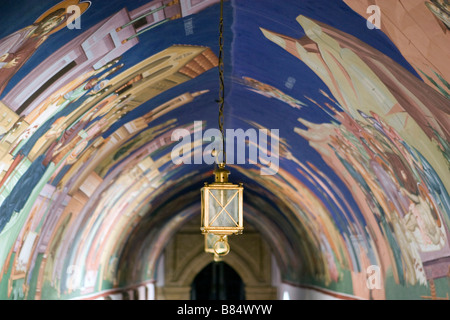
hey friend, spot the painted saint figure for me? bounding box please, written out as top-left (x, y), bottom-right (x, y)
top-left (0, 0), bottom-right (91, 96)
top-left (0, 9), bottom-right (69, 95)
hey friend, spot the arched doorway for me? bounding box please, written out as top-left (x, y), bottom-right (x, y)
top-left (191, 262), bottom-right (245, 300)
top-left (151, 217), bottom-right (277, 300)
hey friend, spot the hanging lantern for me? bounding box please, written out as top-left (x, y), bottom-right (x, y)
top-left (200, 0), bottom-right (243, 258)
top-left (201, 164), bottom-right (244, 237)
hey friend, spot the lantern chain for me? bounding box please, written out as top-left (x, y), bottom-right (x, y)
top-left (217, 0), bottom-right (226, 165)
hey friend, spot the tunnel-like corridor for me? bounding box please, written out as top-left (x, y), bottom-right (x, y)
top-left (0, 0), bottom-right (449, 301)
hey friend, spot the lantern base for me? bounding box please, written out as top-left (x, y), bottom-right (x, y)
top-left (213, 236), bottom-right (230, 256)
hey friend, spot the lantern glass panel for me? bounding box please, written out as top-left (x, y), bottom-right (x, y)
top-left (208, 189), bottom-right (239, 228)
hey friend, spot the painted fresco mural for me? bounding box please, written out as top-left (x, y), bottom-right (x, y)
top-left (0, 0), bottom-right (448, 300)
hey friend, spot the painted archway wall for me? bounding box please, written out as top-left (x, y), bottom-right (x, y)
top-left (157, 218), bottom-right (277, 300)
top-left (0, 0), bottom-right (448, 300)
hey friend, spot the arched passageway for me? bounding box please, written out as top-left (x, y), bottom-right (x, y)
top-left (0, 0), bottom-right (448, 301)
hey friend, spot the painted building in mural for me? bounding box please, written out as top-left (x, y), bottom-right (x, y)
top-left (0, 0), bottom-right (448, 301)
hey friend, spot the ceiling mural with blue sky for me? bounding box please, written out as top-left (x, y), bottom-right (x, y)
top-left (0, 0), bottom-right (448, 300)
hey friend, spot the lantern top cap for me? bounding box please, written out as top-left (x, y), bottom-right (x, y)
top-left (214, 163), bottom-right (230, 183)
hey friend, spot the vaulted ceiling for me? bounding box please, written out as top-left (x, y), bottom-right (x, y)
top-left (0, 0), bottom-right (449, 300)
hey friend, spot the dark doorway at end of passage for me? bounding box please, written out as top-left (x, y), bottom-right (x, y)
top-left (191, 261), bottom-right (245, 300)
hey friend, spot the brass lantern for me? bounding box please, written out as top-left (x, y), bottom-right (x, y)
top-left (201, 164), bottom-right (244, 238)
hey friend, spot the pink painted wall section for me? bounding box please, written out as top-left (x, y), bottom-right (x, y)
top-left (343, 0), bottom-right (450, 94)
top-left (180, 0), bottom-right (220, 16)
